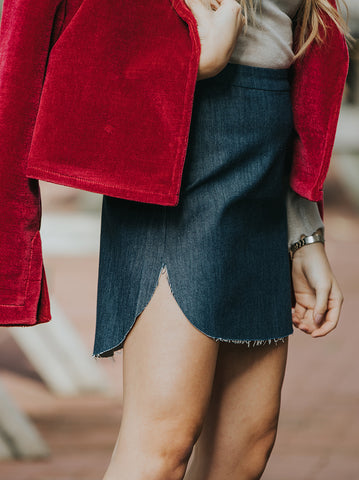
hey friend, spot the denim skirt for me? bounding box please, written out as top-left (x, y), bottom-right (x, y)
top-left (93, 63), bottom-right (294, 358)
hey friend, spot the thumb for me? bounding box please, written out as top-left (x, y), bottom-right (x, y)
top-left (314, 285), bottom-right (330, 326)
top-left (217, 0), bottom-right (242, 13)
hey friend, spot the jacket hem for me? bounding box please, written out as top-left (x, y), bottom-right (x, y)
top-left (0, 313), bottom-right (51, 327)
top-left (289, 178), bottom-right (323, 202)
top-left (26, 166), bottom-right (181, 206)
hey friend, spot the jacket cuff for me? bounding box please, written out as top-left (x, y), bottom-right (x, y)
top-left (0, 231), bottom-right (51, 326)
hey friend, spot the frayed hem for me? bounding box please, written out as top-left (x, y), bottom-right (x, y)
top-left (211, 335), bottom-right (290, 347)
top-left (92, 334), bottom-right (290, 359)
top-left (92, 346), bottom-right (123, 360)
top-left (162, 265), bottom-right (292, 348)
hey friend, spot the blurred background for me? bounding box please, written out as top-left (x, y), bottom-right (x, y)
top-left (0, 1), bottom-right (358, 480)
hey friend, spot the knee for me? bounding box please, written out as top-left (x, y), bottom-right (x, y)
top-left (160, 411), bottom-right (204, 456)
top-left (145, 423), bottom-right (202, 480)
top-left (135, 414), bottom-right (204, 480)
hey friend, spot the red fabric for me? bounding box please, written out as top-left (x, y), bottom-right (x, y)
top-left (0, 0), bottom-right (349, 325)
top-left (290, 0), bottom-right (349, 218)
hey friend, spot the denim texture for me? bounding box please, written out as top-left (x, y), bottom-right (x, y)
top-left (93, 63), bottom-right (294, 358)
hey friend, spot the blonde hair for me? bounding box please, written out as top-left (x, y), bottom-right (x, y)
top-left (238, 0), bottom-right (353, 59)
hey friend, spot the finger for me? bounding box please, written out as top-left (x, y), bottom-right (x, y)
top-left (218, 0), bottom-right (242, 15)
top-left (292, 315), bottom-right (302, 328)
top-left (311, 287), bottom-right (343, 338)
top-left (185, 0), bottom-right (210, 17)
top-left (292, 303), bottom-right (306, 328)
top-left (296, 308), bottom-right (316, 334)
top-left (299, 325), bottom-right (312, 334)
top-left (292, 303), bottom-right (306, 320)
top-left (296, 319), bottom-right (312, 333)
top-left (313, 283), bottom-right (331, 327)
top-left (311, 308), bottom-right (339, 337)
top-left (210, 0), bottom-right (220, 9)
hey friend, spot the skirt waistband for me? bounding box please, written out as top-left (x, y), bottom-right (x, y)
top-left (199, 62), bottom-right (291, 91)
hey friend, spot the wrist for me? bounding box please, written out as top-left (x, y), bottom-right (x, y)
top-left (197, 51), bottom-right (231, 80)
top-left (289, 227), bottom-right (325, 261)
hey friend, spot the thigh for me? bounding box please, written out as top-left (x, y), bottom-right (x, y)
top-left (188, 339), bottom-right (288, 475)
top-left (210, 339), bottom-right (289, 426)
top-left (120, 269), bottom-right (220, 448)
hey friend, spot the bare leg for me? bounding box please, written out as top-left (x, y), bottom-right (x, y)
top-left (184, 338), bottom-right (288, 480)
top-left (103, 269), bottom-right (220, 480)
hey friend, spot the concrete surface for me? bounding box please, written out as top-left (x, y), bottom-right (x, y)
top-left (0, 99), bottom-right (358, 480)
top-left (0, 192), bottom-right (358, 480)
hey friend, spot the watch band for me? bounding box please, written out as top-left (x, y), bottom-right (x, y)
top-left (289, 229), bottom-right (325, 260)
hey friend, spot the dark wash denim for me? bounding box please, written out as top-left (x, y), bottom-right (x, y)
top-left (93, 63), bottom-right (294, 358)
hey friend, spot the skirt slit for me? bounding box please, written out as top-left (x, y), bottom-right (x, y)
top-left (93, 63), bottom-right (295, 359)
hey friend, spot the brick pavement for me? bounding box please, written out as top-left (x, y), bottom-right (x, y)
top-left (0, 203), bottom-right (358, 480)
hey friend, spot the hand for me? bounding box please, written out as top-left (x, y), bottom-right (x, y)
top-left (185, 0), bottom-right (245, 80)
top-left (291, 233), bottom-right (344, 338)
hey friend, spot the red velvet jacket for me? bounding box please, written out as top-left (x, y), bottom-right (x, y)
top-left (0, 0), bottom-right (349, 326)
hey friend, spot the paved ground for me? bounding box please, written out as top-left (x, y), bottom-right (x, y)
top-left (1, 104), bottom-right (359, 479)
top-left (0, 197), bottom-right (358, 480)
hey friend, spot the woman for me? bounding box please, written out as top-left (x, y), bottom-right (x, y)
top-left (0, 0), bottom-right (349, 479)
top-left (0, 0), bottom-right (348, 328)
top-left (93, 1), bottom-right (348, 480)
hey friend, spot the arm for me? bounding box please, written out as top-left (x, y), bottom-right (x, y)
top-left (288, 0), bottom-right (348, 337)
top-left (286, 187), bottom-right (343, 338)
top-left (0, 0), bottom-right (64, 325)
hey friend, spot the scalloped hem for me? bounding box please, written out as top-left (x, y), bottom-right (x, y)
top-left (92, 332), bottom-right (291, 360)
top-left (92, 265), bottom-right (292, 360)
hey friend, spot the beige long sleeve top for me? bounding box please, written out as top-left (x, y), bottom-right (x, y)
top-left (229, 0), bottom-right (324, 248)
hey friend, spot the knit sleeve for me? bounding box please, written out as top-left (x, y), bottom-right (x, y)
top-left (285, 186), bottom-right (324, 249)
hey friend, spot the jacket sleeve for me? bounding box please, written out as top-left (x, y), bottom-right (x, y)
top-left (289, 0), bottom-right (349, 221)
top-left (0, 0), bottom-right (65, 325)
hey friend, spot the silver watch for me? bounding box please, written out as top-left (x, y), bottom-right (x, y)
top-left (289, 229), bottom-right (325, 260)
